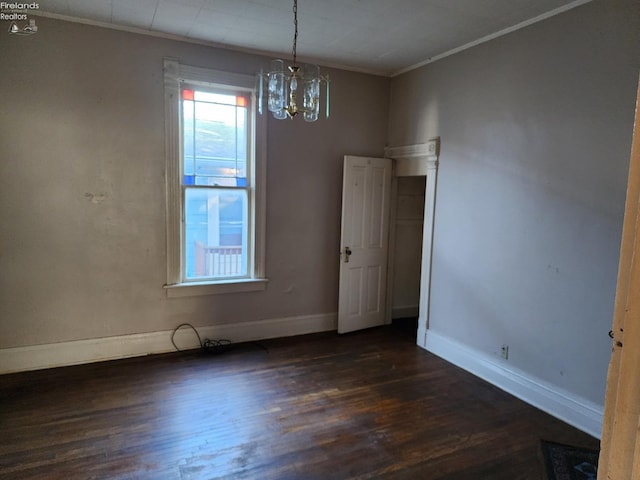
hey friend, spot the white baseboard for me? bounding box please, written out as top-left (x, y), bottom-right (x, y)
top-left (424, 330), bottom-right (604, 439)
top-left (0, 312), bottom-right (338, 374)
top-left (391, 305), bottom-right (419, 319)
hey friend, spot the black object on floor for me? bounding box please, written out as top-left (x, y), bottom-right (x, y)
top-left (541, 440), bottom-right (599, 480)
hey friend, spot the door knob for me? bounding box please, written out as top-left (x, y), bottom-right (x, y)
top-left (344, 247), bottom-right (352, 263)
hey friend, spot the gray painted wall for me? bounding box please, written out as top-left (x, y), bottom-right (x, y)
top-left (0, 17), bottom-right (389, 349)
top-left (388, 0), bottom-right (640, 406)
top-left (1, 0), bottom-right (639, 416)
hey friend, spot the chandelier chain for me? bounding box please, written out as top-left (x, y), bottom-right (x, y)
top-left (259, 0), bottom-right (329, 121)
top-left (291, 0), bottom-right (298, 66)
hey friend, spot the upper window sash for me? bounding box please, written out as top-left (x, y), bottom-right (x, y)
top-left (180, 85), bottom-right (252, 191)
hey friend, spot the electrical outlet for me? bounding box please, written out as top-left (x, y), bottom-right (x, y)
top-left (500, 344), bottom-right (509, 360)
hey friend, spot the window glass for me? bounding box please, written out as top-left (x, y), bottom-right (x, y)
top-left (182, 89), bottom-right (248, 186)
top-left (182, 87), bottom-right (250, 281)
top-left (184, 188), bottom-right (248, 280)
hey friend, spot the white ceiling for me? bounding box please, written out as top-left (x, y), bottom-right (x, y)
top-left (37, 0), bottom-right (590, 76)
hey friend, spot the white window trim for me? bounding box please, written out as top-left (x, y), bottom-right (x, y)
top-left (163, 58), bottom-right (267, 297)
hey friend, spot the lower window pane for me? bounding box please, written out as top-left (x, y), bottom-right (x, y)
top-left (184, 188), bottom-right (248, 280)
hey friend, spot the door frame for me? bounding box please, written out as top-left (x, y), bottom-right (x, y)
top-left (597, 79), bottom-right (640, 479)
top-left (384, 139), bottom-right (440, 349)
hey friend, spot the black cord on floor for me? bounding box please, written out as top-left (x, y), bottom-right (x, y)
top-left (170, 323), bottom-right (269, 355)
top-left (202, 337), bottom-right (233, 354)
top-left (171, 323), bottom-right (233, 355)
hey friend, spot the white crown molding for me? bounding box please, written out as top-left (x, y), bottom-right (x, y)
top-left (31, 11), bottom-right (388, 77)
top-left (33, 0), bottom-right (594, 79)
top-left (391, 0), bottom-right (594, 77)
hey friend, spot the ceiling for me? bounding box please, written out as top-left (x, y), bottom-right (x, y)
top-left (36, 0), bottom-right (590, 76)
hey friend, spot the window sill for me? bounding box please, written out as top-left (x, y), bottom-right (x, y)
top-left (164, 278), bottom-right (268, 298)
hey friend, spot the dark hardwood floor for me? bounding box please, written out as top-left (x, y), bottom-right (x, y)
top-left (0, 323), bottom-right (598, 479)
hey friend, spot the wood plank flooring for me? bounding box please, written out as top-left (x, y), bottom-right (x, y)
top-left (0, 323), bottom-right (599, 479)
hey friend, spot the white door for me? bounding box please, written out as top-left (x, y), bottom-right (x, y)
top-left (338, 156), bottom-right (392, 334)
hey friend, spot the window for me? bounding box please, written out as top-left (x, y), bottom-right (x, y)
top-left (182, 89), bottom-right (248, 280)
top-left (163, 59), bottom-right (267, 297)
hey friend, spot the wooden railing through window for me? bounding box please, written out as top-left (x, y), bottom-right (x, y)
top-left (194, 242), bottom-right (243, 277)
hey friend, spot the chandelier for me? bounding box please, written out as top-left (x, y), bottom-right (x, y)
top-left (258, 0), bottom-right (329, 122)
